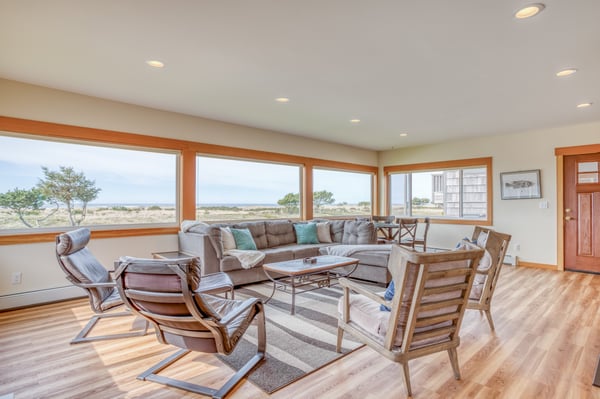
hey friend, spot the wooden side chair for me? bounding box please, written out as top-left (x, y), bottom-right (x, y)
top-left (114, 256), bottom-right (265, 399)
top-left (337, 245), bottom-right (483, 397)
top-left (412, 217), bottom-right (431, 251)
top-left (397, 217), bottom-right (419, 249)
top-left (55, 228), bottom-right (149, 344)
top-left (466, 226), bottom-right (512, 331)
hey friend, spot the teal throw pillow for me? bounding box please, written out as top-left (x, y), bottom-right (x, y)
top-left (294, 223), bottom-right (319, 244)
top-left (230, 228), bottom-right (257, 250)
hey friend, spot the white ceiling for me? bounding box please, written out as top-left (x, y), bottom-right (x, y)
top-left (1, 1), bottom-right (599, 151)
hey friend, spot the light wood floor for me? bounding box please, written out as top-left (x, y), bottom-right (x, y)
top-left (2, 266), bottom-right (600, 398)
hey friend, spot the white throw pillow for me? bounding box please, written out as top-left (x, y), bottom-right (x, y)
top-left (220, 227), bottom-right (236, 251)
top-left (316, 222), bottom-right (333, 243)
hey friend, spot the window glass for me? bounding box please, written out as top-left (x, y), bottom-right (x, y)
top-left (390, 173), bottom-right (409, 216)
top-left (196, 156), bottom-right (301, 221)
top-left (313, 168), bottom-right (372, 218)
top-left (578, 162), bottom-right (599, 184)
top-left (0, 134), bottom-right (177, 231)
top-left (388, 165), bottom-right (488, 220)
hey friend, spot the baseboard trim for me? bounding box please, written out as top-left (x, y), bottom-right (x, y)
top-left (517, 260), bottom-right (558, 270)
top-left (0, 286), bottom-right (86, 311)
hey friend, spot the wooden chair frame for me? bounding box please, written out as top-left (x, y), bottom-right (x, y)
top-left (114, 258), bottom-right (265, 399)
top-left (337, 245), bottom-right (483, 396)
top-left (466, 226), bottom-right (512, 331)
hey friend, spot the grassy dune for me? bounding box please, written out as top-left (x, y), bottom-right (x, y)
top-left (0, 204), bottom-right (374, 229)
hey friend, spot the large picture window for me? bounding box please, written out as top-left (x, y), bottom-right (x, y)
top-left (386, 158), bottom-right (491, 223)
top-left (0, 134), bottom-right (178, 231)
top-left (196, 156), bottom-right (301, 221)
top-left (312, 168), bottom-right (373, 218)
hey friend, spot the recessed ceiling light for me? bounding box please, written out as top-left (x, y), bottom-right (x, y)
top-left (146, 60), bottom-right (165, 68)
top-left (275, 97), bottom-right (290, 103)
top-left (515, 3), bottom-right (545, 19)
top-left (577, 102), bottom-right (593, 108)
top-left (399, 133), bottom-right (408, 137)
top-left (350, 119), bottom-right (361, 123)
top-left (556, 68), bottom-right (577, 77)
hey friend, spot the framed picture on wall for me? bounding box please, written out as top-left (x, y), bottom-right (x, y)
top-left (500, 170), bottom-right (542, 200)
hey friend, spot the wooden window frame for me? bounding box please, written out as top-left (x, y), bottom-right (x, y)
top-left (0, 116), bottom-right (378, 244)
top-left (383, 157), bottom-right (493, 225)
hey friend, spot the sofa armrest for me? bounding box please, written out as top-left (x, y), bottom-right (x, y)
top-left (178, 232), bottom-right (221, 275)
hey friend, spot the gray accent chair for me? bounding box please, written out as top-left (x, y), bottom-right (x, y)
top-left (114, 256), bottom-right (265, 399)
top-left (55, 228), bottom-right (149, 344)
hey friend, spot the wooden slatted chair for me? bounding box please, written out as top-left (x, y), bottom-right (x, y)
top-left (466, 226), bottom-right (512, 331)
top-left (114, 256), bottom-right (265, 399)
top-left (337, 245), bottom-right (483, 397)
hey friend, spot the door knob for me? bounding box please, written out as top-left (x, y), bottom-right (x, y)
top-left (565, 216), bottom-right (576, 221)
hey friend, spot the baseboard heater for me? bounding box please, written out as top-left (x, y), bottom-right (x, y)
top-left (0, 285), bottom-right (85, 311)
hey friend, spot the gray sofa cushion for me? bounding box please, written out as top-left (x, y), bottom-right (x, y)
top-left (330, 220), bottom-right (346, 243)
top-left (337, 249), bottom-right (390, 267)
top-left (265, 220), bottom-right (296, 247)
top-left (342, 221), bottom-right (377, 244)
top-left (232, 221), bottom-right (268, 249)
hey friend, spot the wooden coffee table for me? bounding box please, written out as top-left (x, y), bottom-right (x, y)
top-left (262, 255), bottom-right (359, 315)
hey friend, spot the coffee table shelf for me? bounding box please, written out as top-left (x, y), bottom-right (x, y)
top-left (262, 255), bottom-right (359, 315)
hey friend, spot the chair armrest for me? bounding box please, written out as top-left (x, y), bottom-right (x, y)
top-left (338, 278), bottom-right (386, 305)
top-left (74, 281), bottom-right (117, 289)
top-left (218, 297), bottom-right (262, 326)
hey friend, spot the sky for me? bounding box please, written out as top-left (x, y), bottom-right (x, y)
top-left (0, 134), bottom-right (373, 206)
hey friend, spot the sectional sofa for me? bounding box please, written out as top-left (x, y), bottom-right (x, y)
top-left (178, 219), bottom-right (392, 286)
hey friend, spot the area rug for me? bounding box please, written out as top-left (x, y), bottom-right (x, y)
top-left (217, 283), bottom-right (363, 394)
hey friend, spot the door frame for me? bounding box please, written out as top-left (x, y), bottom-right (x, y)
top-left (555, 143), bottom-right (600, 271)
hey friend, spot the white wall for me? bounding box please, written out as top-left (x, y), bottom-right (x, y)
top-left (379, 121), bottom-right (600, 266)
top-left (0, 79), bottom-right (377, 309)
top-left (1, 78), bottom-right (599, 309)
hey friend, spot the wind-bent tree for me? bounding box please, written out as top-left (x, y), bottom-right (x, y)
top-left (0, 187), bottom-right (57, 228)
top-left (313, 190), bottom-right (335, 211)
top-left (277, 192), bottom-right (300, 213)
top-left (37, 166), bottom-right (101, 226)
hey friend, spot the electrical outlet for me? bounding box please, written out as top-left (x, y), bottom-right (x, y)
top-left (514, 243), bottom-right (521, 251)
top-left (11, 272), bottom-right (22, 285)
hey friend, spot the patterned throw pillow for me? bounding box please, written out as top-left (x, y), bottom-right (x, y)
top-left (294, 223), bottom-right (320, 244)
top-left (230, 228), bottom-right (257, 250)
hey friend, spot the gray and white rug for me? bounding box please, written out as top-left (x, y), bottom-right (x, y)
top-left (217, 283), bottom-right (363, 394)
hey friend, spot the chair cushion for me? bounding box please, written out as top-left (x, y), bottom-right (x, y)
top-left (56, 228), bottom-right (91, 256)
top-left (99, 287), bottom-right (124, 311)
top-left (455, 239), bottom-right (493, 300)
